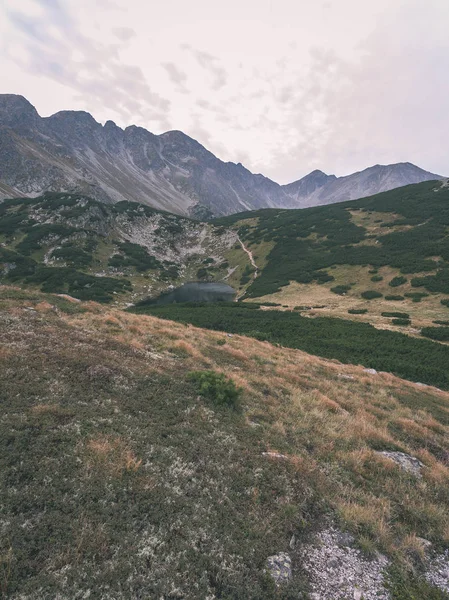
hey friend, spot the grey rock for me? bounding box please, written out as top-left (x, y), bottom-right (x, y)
top-left (299, 528), bottom-right (390, 600)
top-left (336, 532), bottom-right (355, 548)
top-left (426, 550), bottom-right (449, 593)
top-left (266, 552), bottom-right (292, 585)
top-left (378, 451), bottom-right (424, 477)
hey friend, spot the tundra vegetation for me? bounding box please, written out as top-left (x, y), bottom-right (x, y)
top-left (1, 285), bottom-right (449, 599)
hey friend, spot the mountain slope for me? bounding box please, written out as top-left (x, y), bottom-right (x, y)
top-left (215, 179), bottom-right (449, 333)
top-left (0, 192), bottom-right (243, 303)
top-left (1, 285), bottom-right (449, 599)
top-left (0, 94), bottom-right (286, 217)
top-left (0, 94), bottom-right (444, 216)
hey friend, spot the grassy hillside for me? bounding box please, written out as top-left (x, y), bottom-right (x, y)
top-left (131, 302), bottom-right (449, 391)
top-left (1, 286), bottom-right (449, 599)
top-left (215, 180), bottom-right (449, 331)
top-left (0, 192), bottom-right (247, 304)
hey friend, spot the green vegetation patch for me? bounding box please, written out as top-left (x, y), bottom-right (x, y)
top-left (188, 370), bottom-right (241, 409)
top-left (331, 285), bottom-right (351, 295)
top-left (412, 269), bottom-right (449, 294)
top-left (361, 290), bottom-right (383, 300)
top-left (389, 276), bottom-right (407, 287)
top-left (382, 312), bottom-right (410, 319)
top-left (214, 181), bottom-right (449, 298)
top-left (131, 303), bottom-right (449, 390)
top-left (348, 309), bottom-right (368, 314)
top-left (108, 241), bottom-right (163, 272)
top-left (385, 295), bottom-right (405, 301)
top-left (392, 318), bottom-right (411, 326)
top-left (421, 326), bottom-right (449, 342)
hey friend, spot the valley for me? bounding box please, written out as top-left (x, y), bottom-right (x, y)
top-left (1, 168), bottom-right (449, 600)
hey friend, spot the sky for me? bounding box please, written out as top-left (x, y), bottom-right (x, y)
top-left (0, 0), bottom-right (448, 183)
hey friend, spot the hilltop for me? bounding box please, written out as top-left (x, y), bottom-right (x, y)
top-left (1, 285), bottom-right (448, 599)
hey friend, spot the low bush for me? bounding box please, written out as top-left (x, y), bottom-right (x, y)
top-left (405, 292), bottom-right (429, 299)
top-left (371, 275), bottom-right (383, 282)
top-left (440, 299), bottom-right (449, 307)
top-left (187, 370), bottom-right (241, 408)
top-left (389, 276), bottom-right (407, 287)
top-left (392, 318), bottom-right (411, 326)
top-left (433, 320), bottom-right (449, 326)
top-left (331, 285), bottom-right (351, 295)
top-left (348, 309), bottom-right (368, 314)
top-left (382, 312), bottom-right (410, 319)
top-left (361, 290), bottom-right (383, 300)
top-left (385, 295), bottom-right (405, 301)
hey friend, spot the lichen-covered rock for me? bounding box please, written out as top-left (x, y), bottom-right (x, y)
top-left (426, 550), bottom-right (449, 593)
top-left (299, 528), bottom-right (390, 600)
top-left (378, 451), bottom-right (424, 477)
top-left (266, 552), bottom-right (292, 585)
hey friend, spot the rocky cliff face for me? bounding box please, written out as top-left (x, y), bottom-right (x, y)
top-left (0, 94), bottom-right (444, 215)
top-left (0, 95), bottom-right (286, 216)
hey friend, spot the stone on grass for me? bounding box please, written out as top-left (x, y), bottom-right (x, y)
top-left (378, 451), bottom-right (424, 477)
top-left (266, 552), bottom-right (292, 585)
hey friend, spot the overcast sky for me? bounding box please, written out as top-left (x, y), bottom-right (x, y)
top-left (0, 0), bottom-right (448, 183)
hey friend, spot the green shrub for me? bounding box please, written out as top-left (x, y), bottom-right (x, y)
top-left (405, 292), bottom-right (429, 299)
top-left (187, 370), bottom-right (241, 408)
top-left (382, 312), bottom-right (410, 319)
top-left (331, 285), bottom-right (351, 295)
top-left (440, 299), bottom-right (449, 307)
top-left (361, 290), bottom-right (383, 299)
top-left (411, 270), bottom-right (449, 294)
top-left (385, 295), bottom-right (405, 301)
top-left (108, 242), bottom-right (163, 272)
top-left (392, 318), bottom-right (411, 326)
top-left (433, 320), bottom-right (449, 326)
top-left (371, 275), bottom-right (383, 282)
top-left (421, 326), bottom-right (449, 341)
top-left (368, 269), bottom-right (378, 274)
top-left (389, 276), bottom-right (407, 287)
top-left (348, 309), bottom-right (368, 314)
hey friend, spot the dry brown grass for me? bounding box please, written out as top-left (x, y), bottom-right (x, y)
top-left (11, 289), bottom-right (447, 555)
top-left (84, 435), bottom-right (142, 477)
top-left (34, 301), bottom-right (54, 312)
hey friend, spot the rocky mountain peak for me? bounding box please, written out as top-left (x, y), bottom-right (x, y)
top-left (0, 93), bottom-right (444, 216)
top-left (0, 94), bottom-right (39, 128)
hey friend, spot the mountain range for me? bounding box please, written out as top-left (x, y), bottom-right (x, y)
top-left (0, 94), bottom-right (444, 216)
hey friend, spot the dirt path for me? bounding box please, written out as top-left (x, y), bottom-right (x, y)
top-left (238, 236), bottom-right (258, 277)
top-left (235, 237), bottom-right (259, 301)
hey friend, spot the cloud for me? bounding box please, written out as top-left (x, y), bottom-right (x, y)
top-left (184, 45), bottom-right (228, 91)
top-left (1, 0), bottom-right (448, 183)
top-left (112, 27), bottom-right (135, 42)
top-left (162, 62), bottom-right (188, 93)
top-left (4, 1), bottom-right (171, 129)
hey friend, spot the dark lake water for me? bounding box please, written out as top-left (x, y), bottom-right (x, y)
top-left (141, 282), bottom-right (236, 305)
